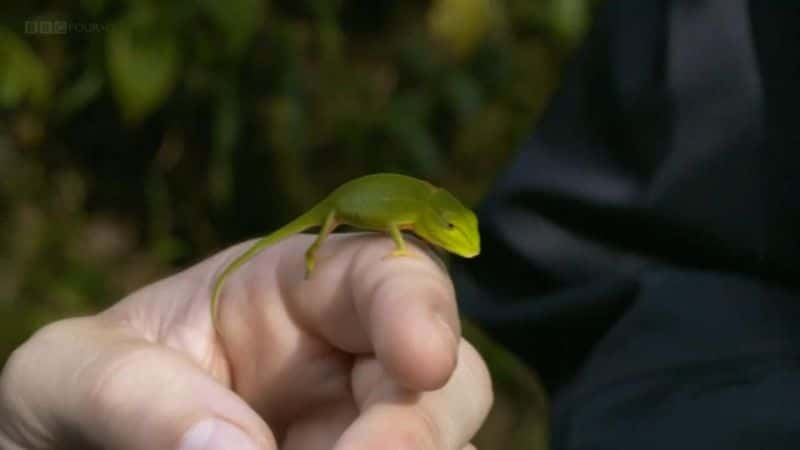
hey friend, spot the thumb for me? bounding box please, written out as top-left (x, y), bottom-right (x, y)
top-left (0, 318), bottom-right (275, 450)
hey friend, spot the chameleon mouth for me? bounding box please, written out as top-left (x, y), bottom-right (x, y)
top-left (460, 245), bottom-right (480, 258)
top-left (456, 234), bottom-right (480, 258)
top-left (453, 226), bottom-right (480, 258)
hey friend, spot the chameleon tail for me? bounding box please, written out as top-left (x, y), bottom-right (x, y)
top-left (210, 205), bottom-right (327, 332)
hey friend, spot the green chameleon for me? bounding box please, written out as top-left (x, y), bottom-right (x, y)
top-left (211, 173), bottom-right (481, 328)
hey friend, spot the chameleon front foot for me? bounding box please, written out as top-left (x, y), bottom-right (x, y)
top-left (384, 224), bottom-right (418, 259)
top-left (383, 248), bottom-right (417, 259)
top-left (304, 253), bottom-right (317, 280)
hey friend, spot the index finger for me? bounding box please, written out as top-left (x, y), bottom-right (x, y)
top-left (283, 232), bottom-right (462, 390)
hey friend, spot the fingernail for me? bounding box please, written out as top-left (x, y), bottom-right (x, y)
top-left (178, 419), bottom-right (260, 450)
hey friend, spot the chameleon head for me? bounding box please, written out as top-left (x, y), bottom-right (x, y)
top-left (414, 188), bottom-right (481, 258)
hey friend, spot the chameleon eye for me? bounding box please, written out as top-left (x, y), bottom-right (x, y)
top-left (447, 223), bottom-right (455, 230)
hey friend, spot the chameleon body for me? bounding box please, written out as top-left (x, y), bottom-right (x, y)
top-left (210, 173), bottom-right (480, 328)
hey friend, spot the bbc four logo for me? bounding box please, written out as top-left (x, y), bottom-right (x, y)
top-left (25, 20), bottom-right (67, 34)
top-left (24, 20), bottom-right (107, 34)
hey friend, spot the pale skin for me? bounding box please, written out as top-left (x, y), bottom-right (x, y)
top-left (211, 173), bottom-right (481, 330)
top-left (0, 233), bottom-right (492, 450)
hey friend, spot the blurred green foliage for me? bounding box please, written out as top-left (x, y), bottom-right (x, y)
top-left (1, 0), bottom-right (598, 448)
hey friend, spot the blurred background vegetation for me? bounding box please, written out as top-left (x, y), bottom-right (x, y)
top-left (1, 0), bottom-right (599, 448)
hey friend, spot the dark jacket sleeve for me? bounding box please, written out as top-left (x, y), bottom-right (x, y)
top-left (453, 1), bottom-right (800, 448)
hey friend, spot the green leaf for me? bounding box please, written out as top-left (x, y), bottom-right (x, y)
top-left (428, 0), bottom-right (495, 58)
top-left (549, 0), bottom-right (591, 48)
top-left (386, 96), bottom-right (443, 176)
top-left (199, 0), bottom-right (264, 57)
top-left (57, 69), bottom-right (105, 118)
top-left (80, 0), bottom-right (108, 16)
top-left (0, 28), bottom-right (52, 109)
top-left (106, 9), bottom-right (180, 123)
top-left (443, 71), bottom-right (483, 124)
top-left (209, 88), bottom-right (240, 208)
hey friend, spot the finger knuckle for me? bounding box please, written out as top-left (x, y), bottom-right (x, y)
top-left (80, 345), bottom-right (168, 420)
top-left (397, 417), bottom-right (442, 450)
top-left (2, 318), bottom-right (83, 395)
top-left (0, 318), bottom-right (92, 446)
top-left (416, 406), bottom-right (451, 450)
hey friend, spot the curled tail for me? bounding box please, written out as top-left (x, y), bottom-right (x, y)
top-left (211, 206), bottom-right (326, 332)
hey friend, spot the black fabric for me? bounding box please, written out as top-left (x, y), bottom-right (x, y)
top-left (453, 0), bottom-right (800, 447)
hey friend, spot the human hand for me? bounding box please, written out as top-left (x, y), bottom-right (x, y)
top-left (0, 233), bottom-right (492, 450)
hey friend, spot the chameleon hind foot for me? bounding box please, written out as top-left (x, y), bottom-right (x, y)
top-left (303, 210), bottom-right (338, 280)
